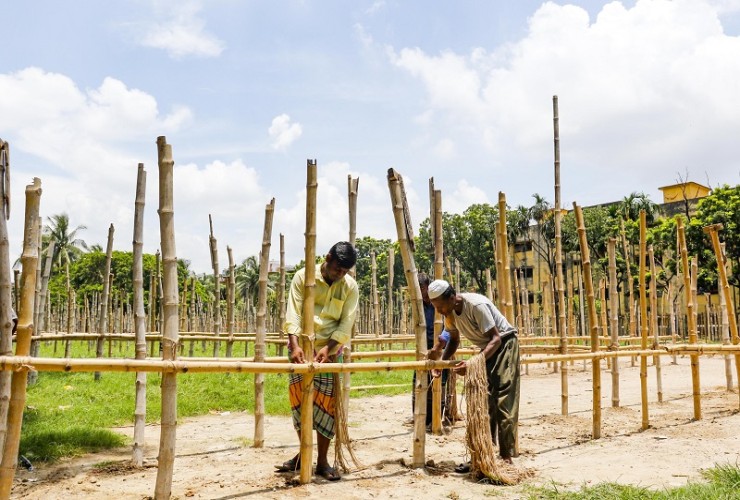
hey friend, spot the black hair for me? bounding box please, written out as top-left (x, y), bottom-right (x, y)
top-left (328, 241), bottom-right (357, 268)
top-left (418, 272), bottom-right (430, 287)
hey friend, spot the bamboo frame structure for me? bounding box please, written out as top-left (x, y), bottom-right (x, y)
top-left (703, 223), bottom-right (740, 408)
top-left (497, 192), bottom-right (514, 322)
top-left (154, 136), bottom-right (180, 498)
top-left (638, 211), bottom-right (650, 429)
top-left (132, 163), bottom-right (147, 467)
top-left (344, 176), bottom-right (359, 411)
top-left (677, 216), bottom-right (701, 420)
top-left (387, 168), bottom-right (427, 468)
top-left (573, 203), bottom-right (601, 439)
top-left (0, 177), bottom-right (41, 498)
top-left (298, 160), bottom-right (317, 484)
top-left (254, 197), bottom-right (275, 448)
top-left (94, 224), bottom-right (114, 381)
top-left (429, 181), bottom-right (443, 434)
top-left (208, 214), bottom-right (222, 356)
top-left (225, 247), bottom-right (235, 357)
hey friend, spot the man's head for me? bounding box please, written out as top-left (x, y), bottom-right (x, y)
top-left (428, 279), bottom-right (456, 315)
top-left (323, 241), bottom-right (357, 285)
top-left (418, 272), bottom-right (431, 304)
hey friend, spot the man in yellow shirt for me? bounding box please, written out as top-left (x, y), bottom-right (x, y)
top-left (275, 241), bottom-right (359, 481)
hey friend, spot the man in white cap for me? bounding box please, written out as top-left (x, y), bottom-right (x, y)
top-left (426, 279), bottom-right (520, 470)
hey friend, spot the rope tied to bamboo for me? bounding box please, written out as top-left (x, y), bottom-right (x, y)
top-left (14, 364), bottom-right (35, 373)
top-left (463, 353), bottom-right (529, 485)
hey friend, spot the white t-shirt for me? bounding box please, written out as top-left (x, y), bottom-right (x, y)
top-left (444, 293), bottom-right (516, 349)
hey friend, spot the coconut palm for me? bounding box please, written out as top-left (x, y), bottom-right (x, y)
top-left (43, 213), bottom-right (89, 268)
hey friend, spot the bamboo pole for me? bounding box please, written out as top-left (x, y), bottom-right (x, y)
top-left (498, 193), bottom-right (514, 322)
top-left (430, 184), bottom-right (444, 433)
top-left (649, 245), bottom-right (663, 402)
top-left (573, 203), bottom-right (601, 439)
top-left (677, 217), bottom-right (701, 420)
top-left (94, 224), bottom-right (114, 382)
top-left (0, 140), bottom-right (11, 453)
top-left (371, 251), bottom-right (380, 340)
top-left (208, 215), bottom-right (222, 357)
top-left (254, 197), bottom-right (275, 448)
top-left (553, 96), bottom-right (569, 414)
top-left (387, 246), bottom-right (394, 337)
top-left (278, 234), bottom-right (286, 356)
top-left (297, 160), bottom-right (318, 483)
top-left (153, 136), bottom-right (180, 498)
top-left (387, 168), bottom-right (427, 468)
top-left (132, 163), bottom-right (147, 467)
top-left (704, 223), bottom-right (740, 408)
top-left (607, 238), bottom-right (620, 407)
top-left (637, 211), bottom-right (650, 430)
top-left (0, 177), bottom-right (41, 498)
top-left (225, 247), bottom-right (235, 358)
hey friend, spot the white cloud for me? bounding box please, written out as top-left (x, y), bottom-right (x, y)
top-left (139, 1), bottom-right (225, 59)
top-left (366, 1), bottom-right (386, 15)
top-left (433, 138), bottom-right (456, 160)
top-left (447, 180), bottom-right (490, 214)
top-left (387, 0), bottom-right (740, 205)
top-left (268, 114), bottom-right (303, 150)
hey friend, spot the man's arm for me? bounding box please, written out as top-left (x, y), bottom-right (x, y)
top-left (480, 326), bottom-right (502, 360)
top-left (284, 272), bottom-right (306, 362)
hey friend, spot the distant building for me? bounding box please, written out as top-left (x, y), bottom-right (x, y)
top-left (658, 181), bottom-right (711, 217)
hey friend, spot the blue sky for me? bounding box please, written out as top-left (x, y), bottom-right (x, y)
top-left (2, 0), bottom-right (739, 273)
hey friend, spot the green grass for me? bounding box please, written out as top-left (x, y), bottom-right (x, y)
top-left (524, 463), bottom-right (740, 499)
top-left (18, 340), bottom-right (415, 461)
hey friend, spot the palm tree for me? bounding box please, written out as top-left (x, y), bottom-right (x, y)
top-left (619, 192), bottom-right (660, 224)
top-left (43, 213), bottom-right (89, 268)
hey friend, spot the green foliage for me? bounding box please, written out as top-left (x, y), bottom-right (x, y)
top-left (526, 463), bottom-right (740, 499)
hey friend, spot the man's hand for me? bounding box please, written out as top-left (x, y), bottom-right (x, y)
top-left (431, 368), bottom-right (442, 379)
top-left (289, 345), bottom-right (306, 364)
top-left (314, 345), bottom-right (331, 363)
top-left (452, 360), bottom-right (467, 376)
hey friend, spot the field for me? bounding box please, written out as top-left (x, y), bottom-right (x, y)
top-left (10, 353), bottom-right (740, 499)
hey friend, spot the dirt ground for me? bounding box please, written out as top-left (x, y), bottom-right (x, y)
top-left (12, 355), bottom-right (740, 499)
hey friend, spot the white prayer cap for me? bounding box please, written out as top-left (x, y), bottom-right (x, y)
top-left (427, 279), bottom-right (451, 300)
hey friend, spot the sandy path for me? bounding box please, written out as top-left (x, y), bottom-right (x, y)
top-left (12, 355), bottom-right (740, 499)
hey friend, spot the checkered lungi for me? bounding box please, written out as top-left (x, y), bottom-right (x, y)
top-left (288, 365), bottom-right (338, 440)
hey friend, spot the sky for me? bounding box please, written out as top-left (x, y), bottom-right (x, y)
top-left (2, 0), bottom-right (740, 274)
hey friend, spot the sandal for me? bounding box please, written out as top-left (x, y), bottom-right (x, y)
top-left (274, 454), bottom-right (300, 472)
top-left (454, 462), bottom-right (471, 473)
top-left (315, 464), bottom-right (341, 481)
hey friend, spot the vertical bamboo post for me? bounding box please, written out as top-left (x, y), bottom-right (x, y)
top-left (153, 136), bottom-right (180, 498)
top-left (278, 234), bottom-right (286, 356)
top-left (387, 168), bottom-right (427, 468)
top-left (225, 247), bottom-right (235, 358)
top-left (0, 140), bottom-right (12, 453)
top-left (430, 184), bottom-right (444, 433)
top-left (371, 251), bottom-right (380, 340)
top-left (343, 176), bottom-right (359, 411)
top-left (718, 248), bottom-right (733, 389)
top-left (637, 211), bottom-right (650, 429)
top-left (498, 193), bottom-right (514, 322)
top-left (209, 215), bottom-right (222, 357)
top-left (599, 279), bottom-right (608, 369)
top-left (298, 160), bottom-right (318, 484)
top-left (485, 268), bottom-right (493, 301)
top-left (553, 96), bottom-right (569, 413)
top-left (387, 246), bottom-right (394, 337)
top-left (0, 178), bottom-right (41, 497)
top-left (704, 224), bottom-right (740, 408)
top-left (573, 203), bottom-right (601, 439)
top-left (649, 245), bottom-right (663, 402)
top-left (608, 238), bottom-right (620, 407)
top-left (254, 198), bottom-right (275, 448)
top-left (94, 224), bottom-right (114, 382)
top-left (132, 163), bottom-right (148, 467)
top-left (677, 217), bottom-right (701, 420)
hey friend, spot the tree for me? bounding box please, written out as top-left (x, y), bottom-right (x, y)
top-left (43, 213), bottom-right (89, 269)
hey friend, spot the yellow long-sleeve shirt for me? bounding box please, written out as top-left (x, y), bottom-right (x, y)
top-left (283, 263), bottom-right (359, 355)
